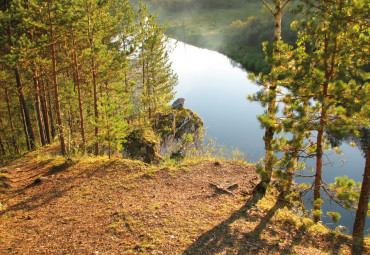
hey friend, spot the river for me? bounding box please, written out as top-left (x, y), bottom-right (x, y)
top-left (168, 39), bottom-right (369, 234)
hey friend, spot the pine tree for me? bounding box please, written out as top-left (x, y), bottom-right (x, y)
top-left (22, 0), bottom-right (48, 146)
top-left (1, 0), bottom-right (36, 150)
top-left (59, 0), bottom-right (89, 154)
top-left (137, 5), bottom-right (177, 125)
top-left (46, 0), bottom-right (67, 155)
top-left (278, 0), bottom-right (369, 222)
top-left (0, 71), bottom-right (20, 154)
top-left (0, 0), bottom-right (179, 160)
top-left (353, 138), bottom-right (370, 239)
top-left (248, 0), bottom-right (292, 192)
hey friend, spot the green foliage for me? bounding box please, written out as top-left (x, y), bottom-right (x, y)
top-left (330, 176), bottom-right (361, 209)
top-left (312, 198), bottom-right (323, 207)
top-left (253, 0), bottom-right (370, 224)
top-left (312, 209), bottom-right (322, 219)
top-left (0, 0), bottom-right (178, 158)
top-left (135, 4), bottom-right (178, 125)
top-left (247, 1), bottom-right (296, 190)
top-left (96, 83), bottom-right (131, 158)
top-left (327, 211), bottom-right (341, 223)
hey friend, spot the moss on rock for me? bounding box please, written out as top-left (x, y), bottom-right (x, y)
top-left (122, 103), bottom-right (203, 163)
top-left (122, 128), bottom-right (162, 164)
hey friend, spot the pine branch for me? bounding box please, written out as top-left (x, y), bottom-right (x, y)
top-left (261, 0), bottom-right (274, 15)
top-left (293, 173), bottom-right (315, 178)
top-left (300, 0), bottom-right (370, 28)
top-left (301, 181), bottom-right (314, 195)
top-left (281, 0), bottom-right (291, 11)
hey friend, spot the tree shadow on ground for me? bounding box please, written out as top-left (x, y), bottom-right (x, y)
top-left (183, 190), bottom-right (356, 255)
top-left (11, 160), bottom-right (78, 194)
top-left (351, 238), bottom-right (367, 255)
top-left (182, 187), bottom-right (266, 255)
top-left (18, 159), bottom-right (55, 173)
top-left (0, 160), bottom-right (116, 216)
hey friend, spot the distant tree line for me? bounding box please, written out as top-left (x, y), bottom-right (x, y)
top-left (0, 0), bottom-right (177, 159)
top-left (137, 0), bottom-right (297, 74)
top-left (221, 8), bottom-right (298, 74)
top-left (134, 0), bottom-right (255, 11)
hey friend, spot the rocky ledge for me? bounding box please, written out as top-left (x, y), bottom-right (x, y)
top-left (122, 98), bottom-right (203, 163)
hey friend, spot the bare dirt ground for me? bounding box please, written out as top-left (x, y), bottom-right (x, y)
top-left (0, 145), bottom-right (368, 254)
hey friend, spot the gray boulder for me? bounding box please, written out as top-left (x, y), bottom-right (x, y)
top-left (172, 98), bottom-right (185, 110)
top-left (156, 107), bottom-right (203, 157)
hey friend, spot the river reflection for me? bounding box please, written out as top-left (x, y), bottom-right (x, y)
top-left (168, 39), bottom-right (368, 234)
top-left (170, 40), bottom-right (265, 160)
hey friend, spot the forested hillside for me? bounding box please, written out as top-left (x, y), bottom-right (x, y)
top-left (0, 0), bottom-right (177, 159)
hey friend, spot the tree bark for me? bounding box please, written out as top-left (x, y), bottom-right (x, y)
top-left (4, 86), bottom-right (20, 153)
top-left (48, 1), bottom-right (66, 156)
top-left (19, 100), bottom-right (31, 150)
top-left (26, 0), bottom-right (46, 147)
top-left (273, 2), bottom-right (282, 43)
top-left (313, 127), bottom-right (324, 222)
top-left (313, 68), bottom-right (329, 223)
top-left (260, 0), bottom-right (287, 188)
top-left (14, 64), bottom-right (36, 150)
top-left (0, 119), bottom-right (10, 153)
top-left (353, 139), bottom-right (370, 239)
top-left (313, 32), bottom-right (336, 223)
top-left (0, 134), bottom-right (5, 155)
top-left (4, 2), bottom-right (36, 150)
top-left (87, 3), bottom-right (99, 156)
top-left (40, 78), bottom-right (51, 144)
top-left (46, 80), bottom-right (56, 140)
top-left (72, 30), bottom-right (86, 153)
top-left (33, 68), bottom-right (46, 146)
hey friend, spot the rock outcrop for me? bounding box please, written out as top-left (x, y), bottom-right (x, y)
top-left (156, 104), bottom-right (203, 157)
top-left (122, 129), bottom-right (162, 164)
top-left (172, 98), bottom-right (185, 110)
top-left (122, 98), bottom-right (203, 164)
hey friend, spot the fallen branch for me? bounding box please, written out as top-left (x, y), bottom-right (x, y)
top-left (209, 182), bottom-right (239, 196)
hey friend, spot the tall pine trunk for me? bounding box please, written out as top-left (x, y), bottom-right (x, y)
top-left (0, 134), bottom-right (5, 155)
top-left (314, 90), bottom-right (328, 223)
top-left (5, 6), bottom-right (36, 150)
top-left (46, 80), bottom-right (56, 140)
top-left (353, 139), bottom-right (370, 239)
top-left (260, 0), bottom-right (287, 189)
top-left (313, 33), bottom-right (335, 223)
top-left (313, 126), bottom-right (324, 222)
top-left (14, 64), bottom-right (35, 150)
top-left (26, 0), bottom-right (46, 147)
top-left (72, 31), bottom-right (86, 153)
top-left (4, 86), bottom-right (20, 153)
top-left (33, 68), bottom-right (46, 146)
top-left (40, 78), bottom-right (51, 144)
top-left (87, 3), bottom-right (99, 156)
top-left (0, 119), bottom-right (10, 153)
top-left (19, 101), bottom-right (31, 150)
top-left (4, 0), bottom-right (35, 150)
top-left (48, 2), bottom-right (66, 156)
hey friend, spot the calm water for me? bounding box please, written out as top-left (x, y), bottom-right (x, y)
top-left (169, 40), bottom-right (369, 234)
